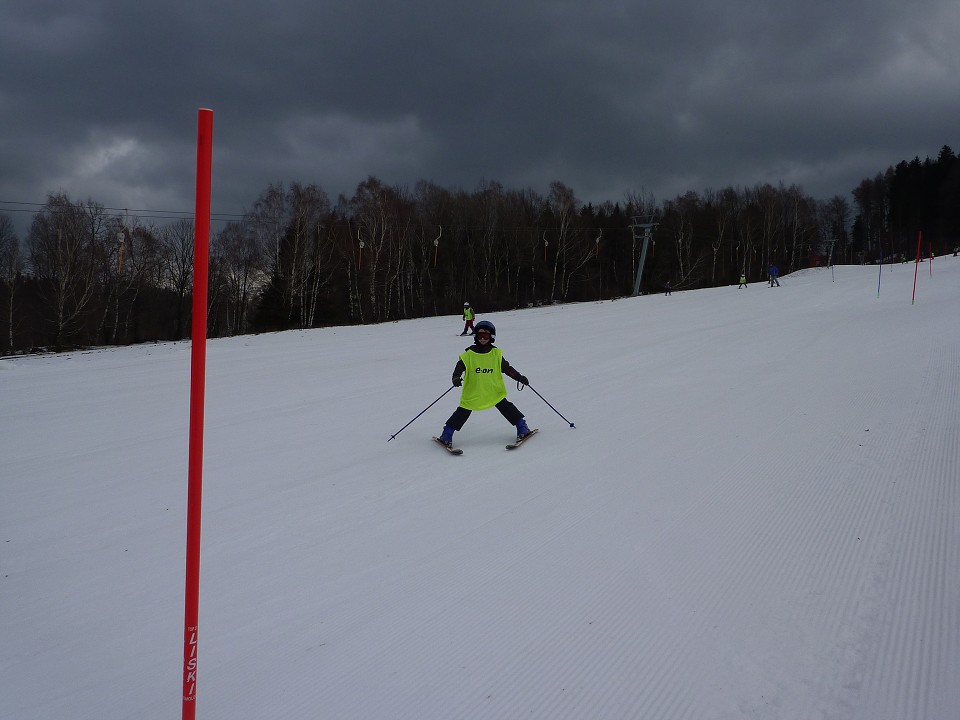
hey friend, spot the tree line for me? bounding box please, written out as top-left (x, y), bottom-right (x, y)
top-left (1, 145), bottom-right (957, 354)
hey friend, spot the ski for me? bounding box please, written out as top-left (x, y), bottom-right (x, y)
top-left (505, 428), bottom-right (539, 450)
top-left (432, 436), bottom-right (463, 455)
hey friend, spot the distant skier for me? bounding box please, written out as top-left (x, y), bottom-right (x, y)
top-left (460, 302), bottom-right (475, 336)
top-left (665, 281), bottom-right (672, 296)
top-left (738, 273), bottom-right (748, 289)
top-left (437, 320), bottom-right (532, 447)
top-left (768, 264), bottom-right (780, 287)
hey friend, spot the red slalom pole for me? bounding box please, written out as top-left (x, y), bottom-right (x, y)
top-left (911, 231), bottom-right (922, 305)
top-left (183, 108), bottom-right (213, 720)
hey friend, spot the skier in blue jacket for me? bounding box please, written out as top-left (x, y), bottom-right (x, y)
top-left (769, 264), bottom-right (780, 287)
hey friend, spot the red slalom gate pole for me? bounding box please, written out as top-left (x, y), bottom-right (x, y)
top-left (911, 230), bottom-right (921, 305)
top-left (183, 108), bottom-right (213, 720)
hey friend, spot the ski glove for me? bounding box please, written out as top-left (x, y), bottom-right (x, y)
top-left (518, 375), bottom-right (529, 386)
top-left (452, 375), bottom-right (462, 387)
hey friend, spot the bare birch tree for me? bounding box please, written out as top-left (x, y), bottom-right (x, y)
top-left (159, 218), bottom-right (195, 339)
top-left (0, 214), bottom-right (23, 353)
top-left (349, 177), bottom-right (405, 322)
top-left (27, 194), bottom-right (108, 349)
top-left (547, 181), bottom-right (580, 302)
top-left (213, 220), bottom-right (266, 335)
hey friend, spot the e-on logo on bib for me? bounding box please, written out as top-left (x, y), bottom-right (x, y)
top-left (475, 367), bottom-right (495, 374)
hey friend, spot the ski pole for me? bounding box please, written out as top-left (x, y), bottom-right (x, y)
top-left (388, 385), bottom-right (456, 441)
top-left (527, 385), bottom-right (576, 428)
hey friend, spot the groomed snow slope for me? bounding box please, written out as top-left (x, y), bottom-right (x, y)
top-left (2, 258), bottom-right (958, 719)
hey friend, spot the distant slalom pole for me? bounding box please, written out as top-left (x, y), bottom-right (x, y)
top-left (912, 231), bottom-right (922, 304)
top-left (877, 248), bottom-right (883, 298)
top-left (183, 108), bottom-right (213, 720)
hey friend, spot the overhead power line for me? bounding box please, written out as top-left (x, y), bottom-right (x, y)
top-left (0, 199), bottom-right (246, 224)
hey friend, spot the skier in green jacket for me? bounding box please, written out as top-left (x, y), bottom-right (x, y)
top-left (460, 302), bottom-right (475, 335)
top-left (438, 320), bottom-right (532, 446)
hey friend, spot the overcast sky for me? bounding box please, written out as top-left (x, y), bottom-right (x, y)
top-left (2, 0), bottom-right (958, 236)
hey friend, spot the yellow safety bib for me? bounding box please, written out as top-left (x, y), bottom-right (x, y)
top-left (458, 347), bottom-right (506, 410)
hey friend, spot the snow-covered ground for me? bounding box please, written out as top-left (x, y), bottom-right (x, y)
top-left (2, 258), bottom-right (958, 720)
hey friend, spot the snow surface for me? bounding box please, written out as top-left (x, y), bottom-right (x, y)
top-left (2, 259), bottom-right (959, 720)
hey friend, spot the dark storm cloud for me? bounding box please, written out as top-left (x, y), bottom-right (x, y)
top-left (2, 0), bottom-right (958, 235)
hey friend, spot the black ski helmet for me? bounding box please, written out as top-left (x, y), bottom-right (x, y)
top-left (474, 320), bottom-right (496, 338)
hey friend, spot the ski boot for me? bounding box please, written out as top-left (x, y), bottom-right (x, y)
top-left (515, 418), bottom-right (531, 442)
top-left (438, 424), bottom-right (455, 448)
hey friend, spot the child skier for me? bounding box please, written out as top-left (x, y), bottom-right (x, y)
top-left (460, 302), bottom-right (475, 335)
top-left (437, 320), bottom-right (532, 447)
top-left (738, 273), bottom-right (748, 289)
